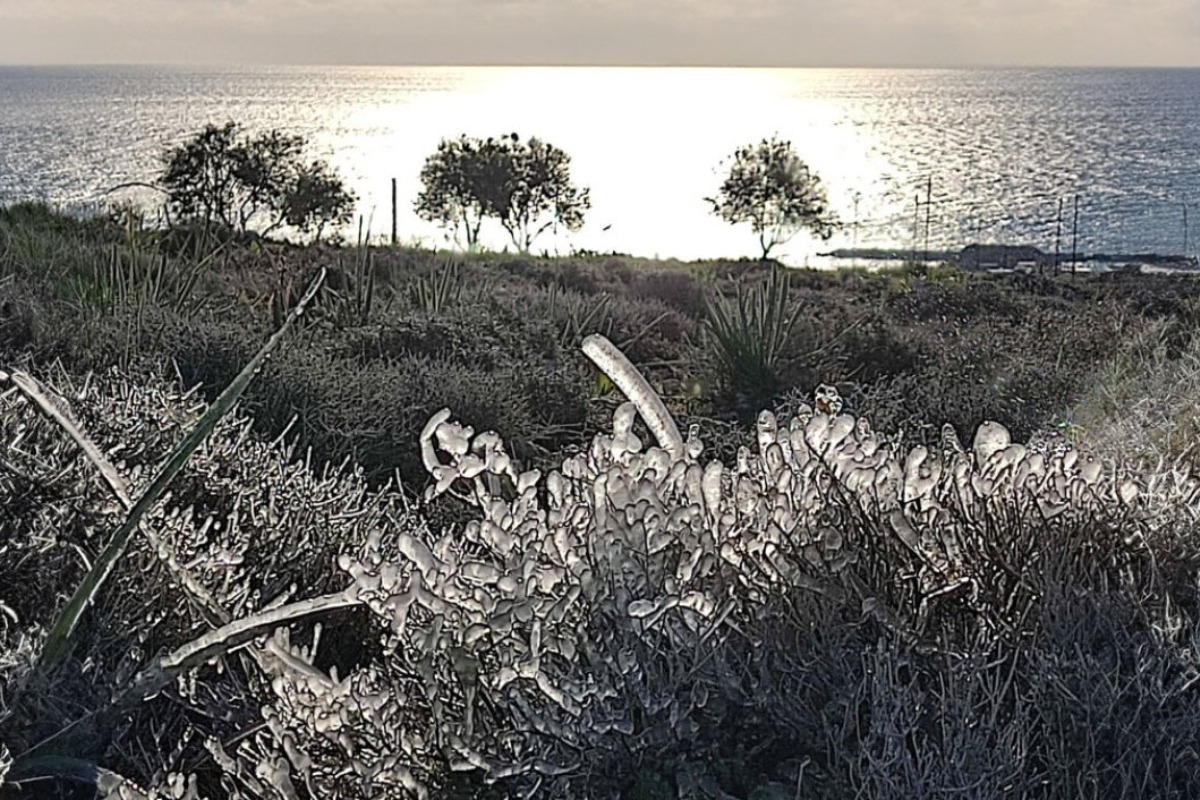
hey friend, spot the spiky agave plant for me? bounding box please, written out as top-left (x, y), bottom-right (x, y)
top-left (703, 265), bottom-right (804, 407)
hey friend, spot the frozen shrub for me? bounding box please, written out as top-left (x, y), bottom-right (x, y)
top-left (320, 336), bottom-right (1171, 796)
top-left (2, 336), bottom-right (1198, 800)
top-left (0, 365), bottom-right (410, 795)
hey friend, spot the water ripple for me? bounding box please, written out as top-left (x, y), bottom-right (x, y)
top-left (1, 65), bottom-right (1199, 261)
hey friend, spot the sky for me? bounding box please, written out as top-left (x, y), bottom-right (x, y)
top-left (0, 0), bottom-right (1197, 68)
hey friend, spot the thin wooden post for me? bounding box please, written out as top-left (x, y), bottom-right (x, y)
top-left (1052, 198), bottom-right (1063, 277)
top-left (851, 192), bottom-right (860, 269)
top-left (1071, 194), bottom-right (1079, 277)
top-left (923, 176), bottom-right (932, 258)
top-left (390, 178), bottom-right (398, 246)
top-left (912, 194), bottom-right (920, 264)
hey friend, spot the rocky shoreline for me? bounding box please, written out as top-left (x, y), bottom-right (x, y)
top-left (823, 244), bottom-right (1200, 273)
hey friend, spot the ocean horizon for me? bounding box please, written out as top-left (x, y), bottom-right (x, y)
top-left (3, 64), bottom-right (1199, 264)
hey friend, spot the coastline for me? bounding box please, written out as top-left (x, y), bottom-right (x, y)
top-left (821, 245), bottom-right (1200, 274)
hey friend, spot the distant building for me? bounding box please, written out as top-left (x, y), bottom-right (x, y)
top-left (958, 244), bottom-right (1049, 271)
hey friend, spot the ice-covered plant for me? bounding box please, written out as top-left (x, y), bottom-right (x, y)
top-left (0, 331), bottom-right (1180, 800)
top-left (326, 334), bottom-right (1158, 795)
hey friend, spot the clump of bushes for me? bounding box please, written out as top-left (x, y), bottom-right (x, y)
top-left (0, 363), bottom-right (412, 794)
top-left (4, 335), bottom-right (1198, 799)
top-left (3, 200), bottom-right (1183, 504)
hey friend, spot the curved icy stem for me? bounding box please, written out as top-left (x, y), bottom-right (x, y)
top-left (1, 370), bottom-right (233, 631)
top-left (16, 591), bottom-right (358, 763)
top-left (3, 371), bottom-right (134, 507)
top-left (3, 755), bottom-right (149, 798)
top-left (123, 590), bottom-right (357, 705)
top-left (582, 334), bottom-right (684, 459)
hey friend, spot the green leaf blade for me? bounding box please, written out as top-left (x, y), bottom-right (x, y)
top-left (39, 268), bottom-right (327, 665)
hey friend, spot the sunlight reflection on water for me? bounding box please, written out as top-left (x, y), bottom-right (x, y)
top-left (2, 65), bottom-right (1199, 264)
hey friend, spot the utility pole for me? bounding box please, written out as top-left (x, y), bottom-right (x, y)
top-left (1183, 202), bottom-right (1189, 258)
top-left (912, 193), bottom-right (920, 264)
top-left (923, 176), bottom-right (932, 259)
top-left (1070, 194), bottom-right (1080, 277)
top-left (1053, 197), bottom-right (1063, 277)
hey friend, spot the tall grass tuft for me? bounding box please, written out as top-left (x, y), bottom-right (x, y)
top-left (305, 239), bottom-right (381, 329)
top-left (62, 241), bottom-right (212, 317)
top-left (1070, 316), bottom-right (1200, 471)
top-left (546, 283), bottom-right (614, 348)
top-left (408, 257), bottom-right (464, 314)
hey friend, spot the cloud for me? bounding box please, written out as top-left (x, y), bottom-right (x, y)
top-left (0, 0), bottom-right (1198, 65)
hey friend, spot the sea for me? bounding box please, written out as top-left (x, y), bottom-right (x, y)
top-left (2, 65), bottom-right (1200, 266)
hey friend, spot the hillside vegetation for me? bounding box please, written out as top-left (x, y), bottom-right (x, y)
top-left (2, 203), bottom-right (1200, 798)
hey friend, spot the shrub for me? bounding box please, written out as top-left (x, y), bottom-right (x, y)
top-left (630, 269), bottom-right (706, 319)
top-left (0, 366), bottom-right (415, 796)
top-left (0, 202), bottom-right (90, 235)
top-left (806, 307), bottom-right (926, 384)
top-left (250, 311), bottom-right (591, 486)
top-left (2, 337), bottom-right (1199, 799)
top-left (859, 369), bottom-right (1033, 446)
top-left (0, 203), bottom-right (120, 285)
top-left (387, 339), bottom-right (1184, 797)
top-left (564, 289), bottom-right (695, 366)
top-left (885, 277), bottom-right (1027, 324)
top-left (1070, 317), bottom-right (1200, 472)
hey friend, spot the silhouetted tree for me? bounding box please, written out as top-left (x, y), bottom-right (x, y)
top-left (161, 122), bottom-right (354, 241)
top-left (415, 133), bottom-right (590, 252)
top-left (707, 136), bottom-right (837, 259)
top-left (283, 160), bottom-right (357, 241)
top-left (496, 135), bottom-right (590, 252)
top-left (414, 135), bottom-right (504, 250)
top-left (161, 122), bottom-right (241, 230)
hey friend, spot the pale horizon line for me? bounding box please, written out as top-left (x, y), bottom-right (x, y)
top-left (2, 60), bottom-right (1199, 71)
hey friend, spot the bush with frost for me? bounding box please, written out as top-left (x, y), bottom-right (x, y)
top-left (323, 335), bottom-right (1178, 796)
top-left (2, 333), bottom-right (1197, 799)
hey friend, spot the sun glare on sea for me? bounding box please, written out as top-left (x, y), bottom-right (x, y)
top-left (312, 66), bottom-right (902, 260)
top-left (7, 66), bottom-right (1195, 261)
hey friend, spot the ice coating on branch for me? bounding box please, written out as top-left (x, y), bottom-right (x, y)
top-left (334, 342), bottom-right (1148, 793)
top-left (973, 420), bottom-right (1010, 464)
top-left (581, 334), bottom-right (683, 459)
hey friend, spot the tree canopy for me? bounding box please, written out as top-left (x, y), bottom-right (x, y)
top-left (707, 136), bottom-right (838, 259)
top-left (161, 122), bottom-right (355, 241)
top-left (415, 133), bottom-right (590, 252)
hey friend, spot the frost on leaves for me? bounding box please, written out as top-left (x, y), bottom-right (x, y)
top-left (352, 347), bottom-right (1152, 793)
